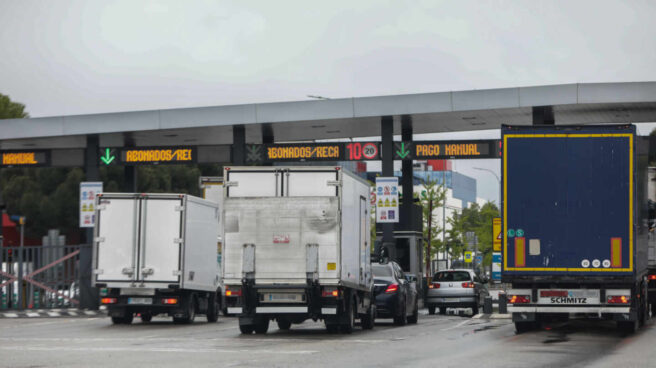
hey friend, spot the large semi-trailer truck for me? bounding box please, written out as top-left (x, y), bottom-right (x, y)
top-left (93, 193), bottom-right (222, 324)
top-left (502, 124), bottom-right (649, 333)
top-left (222, 166), bottom-right (375, 334)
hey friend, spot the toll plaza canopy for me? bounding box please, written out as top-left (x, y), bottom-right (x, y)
top-left (1, 82), bottom-right (656, 166)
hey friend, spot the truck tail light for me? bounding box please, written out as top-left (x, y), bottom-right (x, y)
top-left (100, 297), bottom-right (117, 304)
top-left (162, 298), bottom-right (178, 305)
top-left (607, 295), bottom-right (630, 304)
top-left (461, 282), bottom-right (475, 288)
top-left (385, 284), bottom-right (399, 294)
top-left (429, 283), bottom-right (440, 289)
top-left (508, 295), bottom-right (530, 304)
top-left (225, 287), bottom-right (242, 297)
top-left (648, 275), bottom-right (656, 281)
top-left (322, 288), bottom-right (340, 297)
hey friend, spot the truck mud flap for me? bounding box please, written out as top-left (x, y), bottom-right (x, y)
top-left (512, 312), bottom-right (536, 323)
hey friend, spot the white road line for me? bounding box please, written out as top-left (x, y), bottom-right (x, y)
top-left (472, 314), bottom-right (484, 319)
top-left (0, 346), bottom-right (318, 355)
top-left (47, 312), bottom-right (60, 317)
top-left (26, 312), bottom-right (40, 317)
top-left (441, 319), bottom-right (473, 331)
top-left (3, 313), bottom-right (18, 318)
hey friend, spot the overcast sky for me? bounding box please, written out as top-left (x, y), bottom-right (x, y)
top-left (2, 0), bottom-right (656, 202)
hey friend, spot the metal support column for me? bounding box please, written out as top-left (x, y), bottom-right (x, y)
top-left (381, 116), bottom-right (395, 258)
top-left (232, 125), bottom-right (246, 165)
top-left (81, 134), bottom-right (100, 310)
top-left (261, 123), bottom-right (274, 166)
top-left (123, 134), bottom-right (137, 192)
top-left (532, 106), bottom-right (554, 125)
top-left (401, 115), bottom-right (414, 227)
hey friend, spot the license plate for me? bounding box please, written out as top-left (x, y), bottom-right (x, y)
top-left (128, 297), bottom-right (152, 305)
top-left (538, 289), bottom-right (600, 304)
top-left (265, 293), bottom-right (302, 303)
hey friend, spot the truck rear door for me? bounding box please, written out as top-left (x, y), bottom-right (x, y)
top-left (95, 197), bottom-right (138, 283)
top-left (138, 197), bottom-right (183, 283)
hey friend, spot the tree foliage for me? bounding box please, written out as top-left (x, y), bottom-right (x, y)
top-left (419, 179), bottom-right (447, 258)
top-left (0, 93), bottom-right (29, 119)
top-left (446, 201), bottom-right (499, 268)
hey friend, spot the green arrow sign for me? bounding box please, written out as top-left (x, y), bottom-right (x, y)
top-left (396, 142), bottom-right (411, 159)
top-left (100, 148), bottom-right (116, 165)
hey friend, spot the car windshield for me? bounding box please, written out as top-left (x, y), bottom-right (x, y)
top-left (433, 271), bottom-right (471, 282)
top-left (372, 265), bottom-right (393, 277)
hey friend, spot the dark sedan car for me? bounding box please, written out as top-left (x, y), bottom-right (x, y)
top-left (372, 261), bottom-right (418, 325)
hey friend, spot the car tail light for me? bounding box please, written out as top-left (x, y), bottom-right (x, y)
top-left (648, 275), bottom-right (656, 281)
top-left (162, 298), bottom-right (178, 305)
top-left (461, 282), bottom-right (475, 288)
top-left (385, 284), bottom-right (399, 293)
top-left (428, 283), bottom-right (440, 289)
top-left (322, 288), bottom-right (340, 297)
top-left (100, 297), bottom-right (117, 304)
top-left (225, 288), bottom-right (242, 297)
top-left (607, 295), bottom-right (630, 304)
top-left (508, 295), bottom-right (530, 304)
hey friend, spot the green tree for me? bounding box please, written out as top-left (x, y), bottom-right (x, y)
top-left (419, 179), bottom-right (446, 278)
top-left (0, 93), bottom-right (29, 119)
top-left (445, 202), bottom-right (499, 269)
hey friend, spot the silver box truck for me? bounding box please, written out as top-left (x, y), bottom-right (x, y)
top-left (222, 166), bottom-right (375, 334)
top-left (92, 193), bottom-right (221, 324)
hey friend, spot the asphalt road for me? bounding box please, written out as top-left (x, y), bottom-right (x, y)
top-left (0, 311), bottom-right (655, 368)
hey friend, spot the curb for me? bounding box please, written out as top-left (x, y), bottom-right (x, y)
top-left (0, 309), bottom-right (105, 318)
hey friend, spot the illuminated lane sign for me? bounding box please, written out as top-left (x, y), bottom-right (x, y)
top-left (1, 150), bottom-right (49, 167)
top-left (100, 147), bottom-right (196, 165)
top-left (245, 142), bottom-right (381, 163)
top-left (394, 140), bottom-right (500, 160)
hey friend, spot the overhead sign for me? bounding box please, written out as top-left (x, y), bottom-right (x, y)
top-left (375, 177), bottom-right (399, 223)
top-left (493, 217), bottom-right (502, 252)
top-left (464, 251), bottom-right (473, 263)
top-left (245, 142), bottom-right (381, 163)
top-left (394, 140), bottom-right (500, 160)
top-left (1, 150), bottom-right (49, 167)
top-left (100, 147), bottom-right (196, 165)
top-left (80, 182), bottom-right (103, 228)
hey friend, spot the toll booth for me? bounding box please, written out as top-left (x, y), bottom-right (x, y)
top-left (374, 203), bottom-right (424, 297)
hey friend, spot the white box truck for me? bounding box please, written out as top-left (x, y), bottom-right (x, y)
top-left (92, 193), bottom-right (221, 324)
top-left (222, 166), bottom-right (375, 334)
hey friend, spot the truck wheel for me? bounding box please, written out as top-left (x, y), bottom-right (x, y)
top-left (394, 304), bottom-right (407, 326)
top-left (254, 317), bottom-right (269, 334)
top-left (407, 301), bottom-right (418, 324)
top-left (472, 304), bottom-right (479, 316)
top-left (439, 307), bottom-right (447, 315)
top-left (277, 318), bottom-right (292, 330)
top-left (206, 292), bottom-right (220, 323)
top-left (428, 306), bottom-right (435, 315)
top-left (618, 320), bottom-right (638, 334)
top-left (111, 316), bottom-right (130, 325)
top-left (239, 324), bottom-right (254, 334)
top-left (361, 303), bottom-right (375, 330)
top-left (174, 296), bottom-right (196, 324)
top-left (140, 314), bottom-right (152, 323)
top-left (651, 303), bottom-right (656, 318)
top-left (341, 299), bottom-right (355, 334)
top-left (514, 321), bottom-right (534, 334)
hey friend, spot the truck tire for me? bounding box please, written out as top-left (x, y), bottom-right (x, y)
top-left (618, 320), bottom-right (638, 334)
top-left (277, 318), bottom-right (292, 330)
top-left (514, 321), bottom-right (534, 334)
top-left (394, 303), bottom-right (407, 326)
top-left (407, 301), bottom-right (418, 324)
top-left (651, 303), bottom-right (656, 318)
top-left (254, 317), bottom-right (269, 334)
top-left (361, 303), bottom-right (375, 330)
top-left (206, 292), bottom-right (220, 323)
top-left (174, 295), bottom-right (196, 324)
top-left (439, 307), bottom-right (447, 315)
top-left (239, 324), bottom-right (254, 334)
top-left (428, 306), bottom-right (435, 315)
top-left (111, 315), bottom-right (132, 325)
top-left (472, 304), bottom-right (479, 316)
top-left (341, 299), bottom-right (355, 334)
top-left (140, 314), bottom-right (152, 323)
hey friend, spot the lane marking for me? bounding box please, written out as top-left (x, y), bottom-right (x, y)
top-left (0, 346), bottom-right (317, 355)
top-left (441, 319), bottom-right (472, 331)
